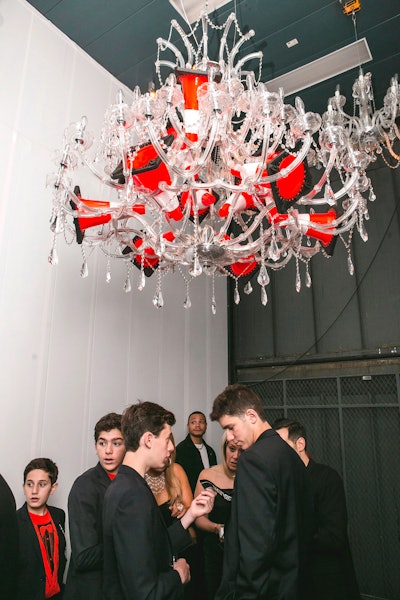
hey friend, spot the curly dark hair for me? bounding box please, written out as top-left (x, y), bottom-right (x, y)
top-left (94, 412), bottom-right (122, 442)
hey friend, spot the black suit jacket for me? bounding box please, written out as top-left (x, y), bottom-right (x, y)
top-left (64, 462), bottom-right (112, 600)
top-left (16, 503), bottom-right (66, 600)
top-left (217, 429), bottom-right (314, 600)
top-left (175, 434), bottom-right (217, 492)
top-left (307, 459), bottom-right (361, 600)
top-left (0, 474), bottom-right (19, 600)
top-left (103, 464), bottom-right (193, 600)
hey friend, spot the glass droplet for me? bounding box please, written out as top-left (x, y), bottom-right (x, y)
top-left (244, 281), bottom-right (253, 295)
top-left (295, 271), bottom-right (301, 293)
top-left (80, 261), bottom-right (89, 278)
top-left (305, 269), bottom-right (312, 288)
top-left (152, 290), bottom-right (164, 308)
top-left (106, 270), bottom-right (111, 283)
top-left (234, 286), bottom-right (240, 305)
top-left (124, 276), bottom-right (131, 293)
top-left (268, 238), bottom-right (280, 261)
top-left (358, 218), bottom-right (368, 242)
top-left (138, 271), bottom-right (146, 291)
top-left (261, 286), bottom-right (268, 306)
top-left (257, 264), bottom-right (270, 287)
top-left (184, 294), bottom-right (192, 309)
top-left (347, 255), bottom-right (354, 276)
top-left (211, 300), bottom-right (217, 315)
top-left (48, 247), bottom-right (58, 266)
top-left (50, 216), bottom-right (58, 233)
top-left (189, 256), bottom-right (202, 277)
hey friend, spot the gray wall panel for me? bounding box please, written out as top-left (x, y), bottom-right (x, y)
top-left (230, 162), bottom-right (400, 373)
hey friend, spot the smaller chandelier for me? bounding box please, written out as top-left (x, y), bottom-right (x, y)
top-left (48, 11), bottom-right (400, 310)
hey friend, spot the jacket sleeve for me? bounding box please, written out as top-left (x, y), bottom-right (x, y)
top-left (110, 488), bottom-right (183, 599)
top-left (221, 451), bottom-right (278, 599)
top-left (311, 465), bottom-right (349, 552)
top-left (68, 476), bottom-right (104, 571)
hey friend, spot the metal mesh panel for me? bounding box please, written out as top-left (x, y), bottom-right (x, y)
top-left (248, 370), bottom-right (400, 600)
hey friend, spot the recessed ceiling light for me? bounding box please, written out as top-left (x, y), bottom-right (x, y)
top-left (286, 38), bottom-right (299, 48)
top-left (169, 0), bottom-right (232, 24)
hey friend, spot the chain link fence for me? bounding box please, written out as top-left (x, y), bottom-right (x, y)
top-left (245, 369), bottom-right (400, 600)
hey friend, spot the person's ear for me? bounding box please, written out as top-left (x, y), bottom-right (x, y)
top-left (142, 431), bottom-right (153, 449)
top-left (295, 437), bottom-right (306, 453)
top-left (50, 482), bottom-right (58, 496)
top-left (245, 408), bottom-right (258, 424)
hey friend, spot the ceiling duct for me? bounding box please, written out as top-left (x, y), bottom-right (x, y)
top-left (267, 37), bottom-right (372, 96)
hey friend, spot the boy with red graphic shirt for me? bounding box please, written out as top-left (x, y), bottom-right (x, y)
top-left (16, 458), bottom-right (66, 600)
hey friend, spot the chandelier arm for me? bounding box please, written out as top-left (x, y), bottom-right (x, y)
top-left (264, 250), bottom-right (294, 270)
top-left (334, 197), bottom-right (360, 227)
top-left (296, 152), bottom-right (336, 204)
top-left (170, 19), bottom-right (193, 67)
top-left (78, 152), bottom-right (123, 190)
top-left (146, 115), bottom-right (219, 179)
top-left (234, 52), bottom-right (263, 75)
top-left (201, 13), bottom-right (209, 68)
top-left (257, 134), bottom-right (313, 184)
top-left (156, 60), bottom-right (181, 73)
top-left (334, 212), bottom-right (358, 235)
top-left (155, 37), bottom-right (185, 68)
top-left (218, 13), bottom-right (237, 65)
top-left (228, 29), bottom-right (256, 70)
top-left (222, 206), bottom-right (271, 247)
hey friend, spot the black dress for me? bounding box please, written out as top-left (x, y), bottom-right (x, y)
top-left (202, 489), bottom-right (233, 599)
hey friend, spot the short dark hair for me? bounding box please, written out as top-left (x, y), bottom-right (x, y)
top-left (187, 411), bottom-right (206, 424)
top-left (210, 384), bottom-right (266, 422)
top-left (23, 458), bottom-right (59, 485)
top-left (94, 412), bottom-right (122, 442)
top-left (272, 418), bottom-right (307, 444)
top-left (122, 401), bottom-right (176, 452)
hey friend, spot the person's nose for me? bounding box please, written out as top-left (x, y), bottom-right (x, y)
top-left (105, 443), bottom-right (113, 454)
top-left (226, 430), bottom-right (235, 442)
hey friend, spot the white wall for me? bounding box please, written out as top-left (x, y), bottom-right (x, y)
top-left (0, 0), bottom-right (227, 511)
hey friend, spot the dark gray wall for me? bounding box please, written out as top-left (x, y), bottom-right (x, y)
top-left (229, 160), bottom-right (400, 376)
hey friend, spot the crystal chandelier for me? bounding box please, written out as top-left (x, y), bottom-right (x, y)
top-left (48, 9), bottom-right (400, 310)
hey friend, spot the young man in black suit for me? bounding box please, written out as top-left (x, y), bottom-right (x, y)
top-left (210, 384), bottom-right (314, 600)
top-left (273, 418), bottom-right (361, 600)
top-left (16, 458), bottom-right (66, 600)
top-left (175, 411), bottom-right (217, 493)
top-left (102, 401), bottom-right (216, 600)
top-left (64, 412), bottom-right (125, 600)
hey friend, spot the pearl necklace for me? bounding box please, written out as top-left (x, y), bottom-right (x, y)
top-left (144, 471), bottom-right (166, 495)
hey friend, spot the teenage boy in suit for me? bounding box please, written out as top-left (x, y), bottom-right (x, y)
top-left (102, 401), bottom-right (216, 600)
top-left (16, 458), bottom-right (66, 600)
top-left (64, 412), bottom-right (125, 600)
top-left (210, 384), bottom-right (314, 600)
top-left (273, 418), bottom-right (361, 600)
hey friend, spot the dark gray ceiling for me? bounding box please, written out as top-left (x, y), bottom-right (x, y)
top-left (25, 0), bottom-right (400, 114)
